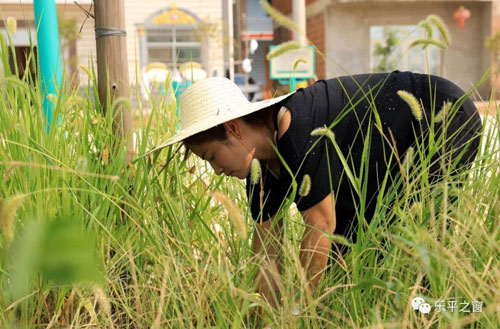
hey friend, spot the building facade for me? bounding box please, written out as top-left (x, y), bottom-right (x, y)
top-left (0, 0), bottom-right (96, 83)
top-left (241, 0), bottom-right (274, 88)
top-left (272, 0), bottom-right (497, 98)
top-left (0, 0), bottom-right (227, 85)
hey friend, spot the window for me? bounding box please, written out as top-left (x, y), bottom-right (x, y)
top-left (370, 25), bottom-right (441, 75)
top-left (146, 26), bottom-right (201, 65)
top-left (0, 26), bottom-right (38, 81)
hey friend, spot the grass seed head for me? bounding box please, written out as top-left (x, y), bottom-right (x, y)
top-left (79, 65), bottom-right (92, 79)
top-left (311, 125), bottom-right (335, 143)
top-left (111, 97), bottom-right (133, 115)
top-left (435, 101), bottom-right (452, 123)
top-left (260, 0), bottom-right (300, 34)
top-left (427, 14), bottom-right (451, 46)
top-left (419, 20), bottom-right (434, 39)
top-left (410, 38), bottom-right (448, 50)
top-left (0, 194), bottom-right (25, 242)
top-left (293, 58), bottom-right (307, 72)
top-left (212, 191), bottom-right (247, 240)
top-left (7, 17), bottom-right (17, 36)
top-left (299, 174), bottom-right (311, 197)
top-left (250, 158), bottom-right (261, 185)
top-left (92, 285), bottom-right (111, 320)
top-left (267, 41), bottom-right (302, 60)
top-left (0, 32), bottom-right (5, 48)
top-left (397, 90), bottom-right (423, 121)
top-left (402, 146), bottom-right (415, 172)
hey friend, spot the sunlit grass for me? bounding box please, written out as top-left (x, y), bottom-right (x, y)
top-left (0, 16), bottom-right (499, 329)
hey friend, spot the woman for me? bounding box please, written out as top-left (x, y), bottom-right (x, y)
top-left (147, 70), bottom-right (482, 308)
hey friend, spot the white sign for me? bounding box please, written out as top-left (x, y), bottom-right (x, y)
top-left (269, 45), bottom-right (315, 80)
top-left (0, 28), bottom-right (34, 46)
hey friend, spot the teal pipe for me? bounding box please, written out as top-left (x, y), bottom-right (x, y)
top-left (34, 0), bottom-right (62, 128)
top-left (172, 81), bottom-right (191, 131)
top-left (290, 77), bottom-right (296, 92)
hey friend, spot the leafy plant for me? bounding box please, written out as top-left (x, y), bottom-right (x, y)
top-left (0, 7), bottom-right (498, 329)
top-left (485, 31), bottom-right (500, 64)
top-left (373, 28), bottom-right (399, 73)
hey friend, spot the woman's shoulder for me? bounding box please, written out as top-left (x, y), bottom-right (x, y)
top-left (277, 106), bottom-right (292, 140)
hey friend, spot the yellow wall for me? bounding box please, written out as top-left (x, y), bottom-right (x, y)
top-left (0, 1), bottom-right (225, 84)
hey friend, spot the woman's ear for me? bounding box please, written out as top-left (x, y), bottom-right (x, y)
top-left (224, 120), bottom-right (242, 140)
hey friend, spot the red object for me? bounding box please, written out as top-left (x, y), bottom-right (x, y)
top-left (241, 32), bottom-right (274, 41)
top-left (453, 6), bottom-right (471, 28)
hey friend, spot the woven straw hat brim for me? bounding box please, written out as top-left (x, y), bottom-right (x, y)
top-left (144, 92), bottom-right (294, 155)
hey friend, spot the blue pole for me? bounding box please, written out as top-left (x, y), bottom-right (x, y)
top-left (34, 0), bottom-right (62, 129)
top-left (290, 77), bottom-right (296, 92)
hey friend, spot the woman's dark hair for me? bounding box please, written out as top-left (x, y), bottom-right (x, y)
top-left (183, 100), bottom-right (286, 147)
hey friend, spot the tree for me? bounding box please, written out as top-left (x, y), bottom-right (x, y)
top-left (373, 28), bottom-right (399, 73)
top-left (57, 13), bottom-right (81, 88)
top-left (485, 31), bottom-right (500, 67)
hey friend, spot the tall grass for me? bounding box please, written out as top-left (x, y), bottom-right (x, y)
top-left (0, 12), bottom-right (499, 329)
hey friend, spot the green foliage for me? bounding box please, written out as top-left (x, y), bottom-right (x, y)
top-left (0, 32), bottom-right (12, 77)
top-left (372, 28), bottom-right (399, 73)
top-left (0, 14), bottom-right (499, 329)
top-left (10, 217), bottom-right (102, 299)
top-left (57, 14), bottom-right (80, 42)
top-left (485, 31), bottom-right (500, 62)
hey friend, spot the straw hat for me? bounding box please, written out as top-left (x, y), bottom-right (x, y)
top-left (145, 77), bottom-right (294, 154)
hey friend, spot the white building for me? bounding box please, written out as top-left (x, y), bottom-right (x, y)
top-left (0, 1), bottom-right (228, 85)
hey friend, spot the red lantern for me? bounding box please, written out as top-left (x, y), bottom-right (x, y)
top-left (453, 6), bottom-right (471, 28)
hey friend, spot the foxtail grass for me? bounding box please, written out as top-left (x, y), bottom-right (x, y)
top-left (427, 14), bottom-right (451, 47)
top-left (267, 41), bottom-right (302, 60)
top-left (397, 90), bottom-right (424, 121)
top-left (0, 194), bottom-right (25, 242)
top-left (260, 0), bottom-right (301, 35)
top-left (250, 158), bottom-right (261, 185)
top-left (298, 174), bottom-right (311, 197)
top-left (0, 6), bottom-right (498, 329)
top-left (410, 38), bottom-right (448, 50)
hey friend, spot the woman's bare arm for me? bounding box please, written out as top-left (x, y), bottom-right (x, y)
top-left (299, 193), bottom-right (336, 300)
top-left (252, 216), bottom-right (284, 308)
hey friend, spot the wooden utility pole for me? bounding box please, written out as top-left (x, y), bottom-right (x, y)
top-left (94, 0), bottom-right (133, 163)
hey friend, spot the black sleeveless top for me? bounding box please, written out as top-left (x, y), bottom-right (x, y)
top-left (245, 70), bottom-right (481, 240)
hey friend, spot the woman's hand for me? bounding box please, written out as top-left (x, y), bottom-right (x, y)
top-left (252, 216), bottom-right (284, 308)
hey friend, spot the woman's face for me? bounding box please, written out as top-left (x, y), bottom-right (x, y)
top-left (188, 134), bottom-right (254, 179)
